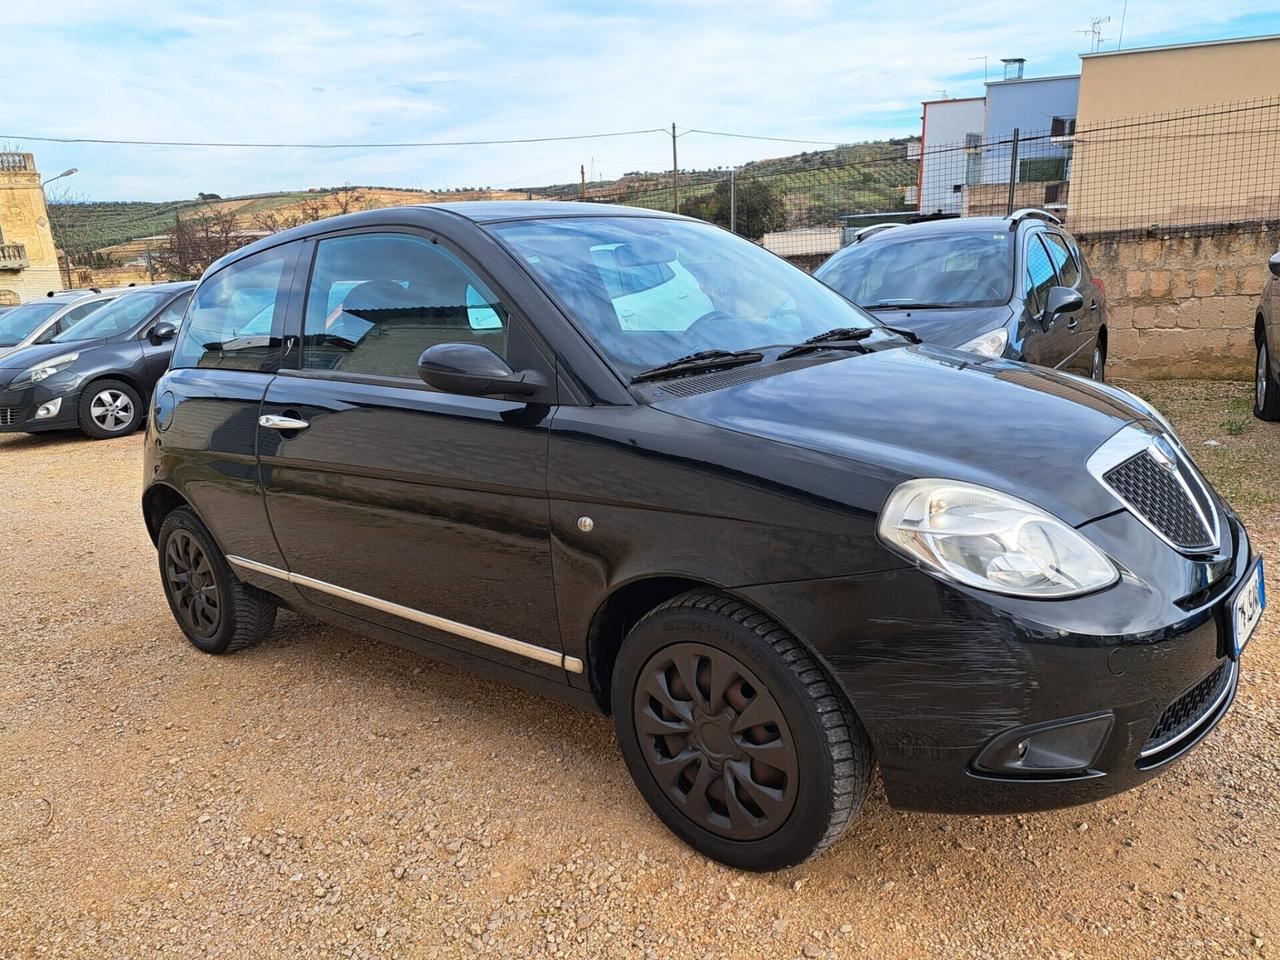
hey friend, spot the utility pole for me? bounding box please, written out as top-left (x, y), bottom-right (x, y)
top-left (729, 168), bottom-right (737, 234)
top-left (580, 164), bottom-right (586, 200)
top-left (670, 123), bottom-right (679, 213)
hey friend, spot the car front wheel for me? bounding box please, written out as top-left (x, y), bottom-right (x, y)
top-left (78, 379), bottom-right (143, 439)
top-left (1256, 338), bottom-right (1280, 421)
top-left (1090, 340), bottom-right (1107, 382)
top-left (612, 591), bottom-right (872, 870)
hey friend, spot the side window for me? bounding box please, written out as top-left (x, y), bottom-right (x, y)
top-left (1041, 233), bottom-right (1080, 288)
top-left (1025, 236), bottom-right (1056, 316)
top-left (171, 251), bottom-right (290, 371)
top-left (301, 232), bottom-right (509, 379)
top-left (39, 300), bottom-right (104, 342)
top-left (151, 291), bottom-right (193, 329)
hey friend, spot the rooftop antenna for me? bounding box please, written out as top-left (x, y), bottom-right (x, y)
top-left (1077, 16), bottom-right (1111, 53)
top-left (934, 89), bottom-right (950, 100)
top-left (1117, 0), bottom-right (1128, 48)
top-left (969, 56), bottom-right (990, 83)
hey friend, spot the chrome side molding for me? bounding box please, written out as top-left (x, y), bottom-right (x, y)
top-left (228, 556), bottom-right (584, 674)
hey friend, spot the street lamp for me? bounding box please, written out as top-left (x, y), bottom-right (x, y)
top-left (41, 167), bottom-right (78, 188)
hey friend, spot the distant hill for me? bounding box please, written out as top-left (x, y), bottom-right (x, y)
top-left (50, 138), bottom-right (916, 259)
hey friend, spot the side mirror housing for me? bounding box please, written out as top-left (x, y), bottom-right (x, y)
top-left (418, 342), bottom-right (548, 399)
top-left (1269, 252), bottom-right (1280, 279)
top-left (1043, 285), bottom-right (1084, 324)
top-left (150, 320), bottom-right (178, 344)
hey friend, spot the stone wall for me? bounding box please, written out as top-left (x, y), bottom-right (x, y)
top-left (1079, 226), bottom-right (1277, 378)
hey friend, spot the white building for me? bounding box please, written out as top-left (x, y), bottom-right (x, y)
top-left (917, 97), bottom-right (985, 215)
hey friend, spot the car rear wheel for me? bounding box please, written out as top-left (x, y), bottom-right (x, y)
top-left (611, 591), bottom-right (872, 870)
top-left (1255, 339), bottom-right (1280, 421)
top-left (1090, 340), bottom-right (1107, 382)
top-left (158, 507), bottom-right (277, 654)
top-left (78, 379), bottom-right (143, 439)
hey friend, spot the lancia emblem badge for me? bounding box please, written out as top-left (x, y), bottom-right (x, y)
top-left (1148, 436), bottom-right (1179, 474)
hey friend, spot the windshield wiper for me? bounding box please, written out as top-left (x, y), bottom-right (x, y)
top-left (880, 324), bottom-right (922, 343)
top-left (867, 302), bottom-right (951, 311)
top-left (630, 349), bottom-right (764, 385)
top-left (776, 326), bottom-right (874, 360)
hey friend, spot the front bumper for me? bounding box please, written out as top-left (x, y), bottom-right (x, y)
top-left (0, 379), bottom-right (81, 433)
top-left (737, 509), bottom-right (1255, 815)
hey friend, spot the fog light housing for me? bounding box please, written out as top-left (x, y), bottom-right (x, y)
top-left (972, 712), bottom-right (1114, 777)
top-left (34, 398), bottom-right (62, 420)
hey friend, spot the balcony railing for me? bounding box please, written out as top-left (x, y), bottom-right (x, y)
top-left (0, 153), bottom-right (35, 172)
top-left (0, 243), bottom-right (29, 270)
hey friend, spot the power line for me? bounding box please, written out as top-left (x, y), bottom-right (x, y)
top-left (0, 127), bottom-right (670, 150)
top-left (682, 128), bottom-right (852, 147)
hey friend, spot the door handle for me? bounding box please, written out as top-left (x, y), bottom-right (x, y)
top-left (259, 414), bottom-right (310, 431)
top-left (1089, 302), bottom-right (1100, 312)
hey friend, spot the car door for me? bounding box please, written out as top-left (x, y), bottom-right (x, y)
top-left (1019, 232), bottom-right (1072, 369)
top-left (1040, 231), bottom-right (1091, 373)
top-left (140, 291), bottom-right (193, 385)
top-left (160, 242), bottom-right (303, 571)
top-left (256, 228), bottom-right (566, 679)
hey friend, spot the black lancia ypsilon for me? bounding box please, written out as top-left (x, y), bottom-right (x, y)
top-left (143, 202), bottom-right (1264, 870)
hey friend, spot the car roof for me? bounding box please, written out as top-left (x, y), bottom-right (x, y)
top-left (38, 282), bottom-right (191, 304)
top-left (207, 200), bottom-right (693, 276)
top-left (855, 217), bottom-right (1014, 244)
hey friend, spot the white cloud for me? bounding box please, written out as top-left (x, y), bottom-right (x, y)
top-left (8, 0), bottom-right (1280, 198)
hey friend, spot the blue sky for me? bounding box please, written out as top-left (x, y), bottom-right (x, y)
top-left (8, 1), bottom-right (1280, 201)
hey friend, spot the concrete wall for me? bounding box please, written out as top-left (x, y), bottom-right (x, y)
top-left (0, 154), bottom-right (63, 302)
top-left (1078, 226), bottom-right (1278, 378)
top-left (919, 98), bottom-right (985, 216)
top-left (981, 76), bottom-right (1079, 183)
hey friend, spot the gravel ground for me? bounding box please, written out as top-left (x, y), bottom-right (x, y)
top-left (0, 378), bottom-right (1276, 960)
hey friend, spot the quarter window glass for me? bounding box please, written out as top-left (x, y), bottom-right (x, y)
top-left (1041, 233), bottom-right (1080, 287)
top-left (301, 233), bottom-right (509, 379)
top-left (151, 291), bottom-right (192, 329)
top-left (170, 253), bottom-right (289, 371)
top-left (1026, 237), bottom-right (1056, 315)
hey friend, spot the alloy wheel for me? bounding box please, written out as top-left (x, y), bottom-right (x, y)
top-left (632, 642), bottom-right (798, 841)
top-left (90, 389), bottom-right (134, 432)
top-left (165, 529), bottom-right (222, 638)
top-left (1091, 345), bottom-right (1105, 381)
top-left (1259, 343), bottom-right (1269, 410)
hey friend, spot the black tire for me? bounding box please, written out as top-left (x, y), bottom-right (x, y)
top-left (612, 591), bottom-right (872, 871)
top-left (158, 507), bottom-right (277, 654)
top-left (77, 379), bottom-right (143, 439)
top-left (1255, 337), bottom-right (1280, 421)
top-left (1089, 337), bottom-right (1107, 382)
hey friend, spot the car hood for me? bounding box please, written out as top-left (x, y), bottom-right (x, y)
top-left (866, 305), bottom-right (1012, 349)
top-left (0, 338), bottom-right (107, 377)
top-left (652, 344), bottom-right (1155, 526)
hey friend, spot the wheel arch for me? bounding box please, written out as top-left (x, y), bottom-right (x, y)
top-left (142, 482), bottom-right (192, 546)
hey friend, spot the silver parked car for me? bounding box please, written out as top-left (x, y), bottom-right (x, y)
top-left (0, 288), bottom-right (124, 362)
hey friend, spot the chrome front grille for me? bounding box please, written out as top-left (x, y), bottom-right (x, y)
top-left (0, 407), bottom-right (17, 427)
top-left (1103, 450), bottom-right (1215, 550)
top-left (1140, 659), bottom-right (1235, 761)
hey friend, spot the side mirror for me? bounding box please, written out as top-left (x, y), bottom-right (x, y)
top-left (1043, 285), bottom-right (1084, 324)
top-left (418, 342), bottom-right (548, 399)
top-left (1269, 252), bottom-right (1280, 279)
top-left (150, 321), bottom-right (178, 344)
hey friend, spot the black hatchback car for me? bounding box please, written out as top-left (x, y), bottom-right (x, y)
top-left (815, 211), bottom-right (1108, 379)
top-left (0, 281), bottom-right (193, 438)
top-left (1253, 251), bottom-right (1280, 420)
top-left (143, 203), bottom-right (1262, 870)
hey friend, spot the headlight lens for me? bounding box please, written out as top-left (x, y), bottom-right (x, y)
top-left (957, 327), bottom-right (1008, 358)
top-left (12, 352), bottom-right (80, 386)
top-left (878, 479), bottom-right (1118, 598)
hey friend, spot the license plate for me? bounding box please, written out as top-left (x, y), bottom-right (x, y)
top-left (1229, 557), bottom-right (1265, 658)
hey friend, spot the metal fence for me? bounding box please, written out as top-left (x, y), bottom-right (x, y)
top-left (568, 96), bottom-right (1280, 259)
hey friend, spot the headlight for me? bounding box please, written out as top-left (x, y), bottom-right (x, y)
top-left (878, 479), bottom-right (1118, 598)
top-left (957, 327), bottom-right (1008, 358)
top-left (12, 352), bottom-right (80, 386)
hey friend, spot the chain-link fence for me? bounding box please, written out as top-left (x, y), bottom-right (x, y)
top-left (568, 96), bottom-right (1280, 260)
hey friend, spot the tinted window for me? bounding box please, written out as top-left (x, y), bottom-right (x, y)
top-left (151, 291), bottom-right (193, 329)
top-left (53, 290), bottom-right (172, 342)
top-left (1025, 237), bottom-right (1056, 316)
top-left (492, 216), bottom-right (879, 380)
top-left (171, 253), bottom-right (289, 371)
top-left (1041, 233), bottom-right (1080, 287)
top-left (816, 231), bottom-right (1013, 310)
top-left (301, 233), bottom-right (508, 379)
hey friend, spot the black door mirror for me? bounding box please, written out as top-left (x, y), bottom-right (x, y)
top-left (1269, 252), bottom-right (1280, 279)
top-left (418, 342), bottom-right (548, 399)
top-left (150, 321), bottom-right (178, 343)
top-left (1043, 285), bottom-right (1084, 324)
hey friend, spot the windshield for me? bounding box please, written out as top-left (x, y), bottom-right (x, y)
top-left (0, 301), bottom-right (61, 346)
top-left (816, 231), bottom-right (1013, 309)
top-left (53, 289), bottom-right (172, 342)
top-left (489, 216), bottom-right (879, 379)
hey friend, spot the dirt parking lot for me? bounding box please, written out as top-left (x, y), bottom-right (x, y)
top-left (0, 378), bottom-right (1277, 960)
